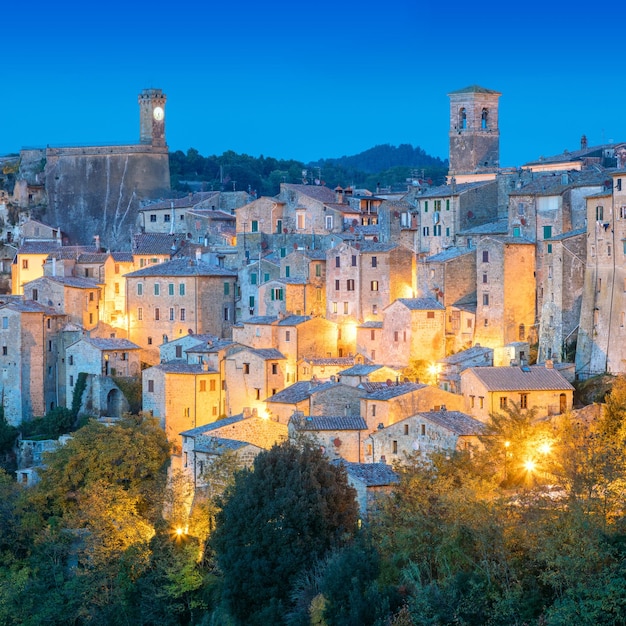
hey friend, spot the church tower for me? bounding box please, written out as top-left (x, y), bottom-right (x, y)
top-left (139, 88), bottom-right (167, 147)
top-left (448, 85), bottom-right (501, 179)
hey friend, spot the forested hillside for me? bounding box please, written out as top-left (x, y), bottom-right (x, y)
top-left (169, 143), bottom-right (448, 196)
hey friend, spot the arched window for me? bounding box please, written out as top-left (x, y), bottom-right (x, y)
top-left (481, 108), bottom-right (488, 129)
top-left (459, 108), bottom-right (467, 129)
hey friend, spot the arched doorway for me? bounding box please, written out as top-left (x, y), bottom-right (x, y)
top-left (107, 388), bottom-right (121, 417)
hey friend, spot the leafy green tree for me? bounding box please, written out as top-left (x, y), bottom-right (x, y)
top-left (211, 442), bottom-right (359, 625)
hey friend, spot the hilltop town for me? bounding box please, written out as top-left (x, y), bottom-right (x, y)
top-left (0, 84), bottom-right (623, 489)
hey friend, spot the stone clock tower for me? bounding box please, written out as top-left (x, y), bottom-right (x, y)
top-left (139, 88), bottom-right (167, 147)
top-left (448, 85), bottom-right (501, 178)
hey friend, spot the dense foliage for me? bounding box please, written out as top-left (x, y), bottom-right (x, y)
top-left (0, 378), bottom-right (626, 624)
top-left (169, 144), bottom-right (448, 195)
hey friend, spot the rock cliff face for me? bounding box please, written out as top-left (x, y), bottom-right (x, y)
top-left (20, 145), bottom-right (170, 250)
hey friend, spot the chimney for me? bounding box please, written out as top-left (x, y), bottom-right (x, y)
top-left (581, 134), bottom-right (588, 150)
top-left (545, 359), bottom-right (554, 369)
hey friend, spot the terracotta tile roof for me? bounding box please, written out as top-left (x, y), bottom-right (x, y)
top-left (132, 233), bottom-right (185, 255)
top-left (364, 382), bottom-right (426, 400)
top-left (440, 345), bottom-right (493, 365)
top-left (339, 364), bottom-right (384, 376)
top-left (464, 366), bottom-right (574, 391)
top-left (358, 321), bottom-right (383, 328)
top-left (140, 191), bottom-right (219, 211)
top-left (303, 357), bottom-right (356, 367)
top-left (457, 219), bottom-right (508, 236)
top-left (111, 252), bottom-right (134, 262)
top-left (76, 253), bottom-right (109, 264)
top-left (248, 348), bottom-right (285, 360)
top-left (125, 258), bottom-right (237, 278)
top-left (333, 460), bottom-right (399, 486)
top-left (425, 248), bottom-right (474, 263)
top-left (394, 297), bottom-right (445, 311)
top-left (293, 415), bottom-right (367, 431)
top-left (276, 314), bottom-right (311, 326)
top-left (16, 241), bottom-right (62, 254)
top-left (417, 410), bottom-right (486, 436)
top-left (416, 180), bottom-right (492, 199)
top-left (1, 299), bottom-right (57, 314)
top-left (193, 436), bottom-right (251, 453)
top-left (37, 276), bottom-right (100, 289)
top-left (150, 362), bottom-right (218, 374)
top-left (281, 183), bottom-right (337, 203)
top-left (82, 337), bottom-right (140, 351)
top-left (266, 381), bottom-right (323, 404)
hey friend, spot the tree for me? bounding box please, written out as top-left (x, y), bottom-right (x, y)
top-left (211, 442), bottom-right (359, 625)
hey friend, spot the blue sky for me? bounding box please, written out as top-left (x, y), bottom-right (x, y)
top-left (2, 0), bottom-right (624, 169)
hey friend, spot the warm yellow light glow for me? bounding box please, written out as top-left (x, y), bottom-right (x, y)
top-left (538, 442), bottom-right (551, 455)
top-left (504, 440), bottom-right (511, 449)
top-left (175, 527), bottom-right (184, 537)
top-left (523, 459), bottom-right (536, 472)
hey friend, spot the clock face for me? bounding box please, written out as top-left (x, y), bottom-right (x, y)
top-left (153, 106), bottom-right (164, 121)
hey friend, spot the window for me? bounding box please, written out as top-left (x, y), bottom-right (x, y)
top-left (596, 206), bottom-right (604, 221)
top-left (179, 283), bottom-right (185, 296)
top-left (148, 380), bottom-right (154, 392)
top-left (168, 283), bottom-right (174, 296)
top-left (150, 214), bottom-right (157, 222)
top-left (404, 424), bottom-right (409, 435)
top-left (272, 363), bottom-right (278, 375)
top-left (285, 265), bottom-right (290, 278)
top-left (343, 302), bottom-right (349, 314)
top-left (70, 375), bottom-right (74, 387)
top-left (351, 255), bottom-right (357, 266)
top-left (255, 389), bottom-right (261, 400)
top-left (372, 404), bottom-right (376, 417)
top-left (251, 220), bottom-right (258, 233)
top-left (137, 283), bottom-right (143, 296)
top-left (180, 308), bottom-right (186, 321)
top-left (32, 288), bottom-right (38, 301)
top-left (423, 226), bottom-right (429, 236)
top-left (113, 282), bottom-right (120, 295)
top-left (224, 282), bottom-right (230, 295)
top-left (89, 313), bottom-right (93, 324)
top-left (372, 304), bottom-right (378, 315)
top-left (89, 292), bottom-right (94, 302)
top-left (470, 395), bottom-right (475, 408)
top-left (520, 393), bottom-right (528, 409)
top-left (519, 323), bottom-right (525, 340)
top-left (332, 302), bottom-right (338, 313)
top-left (500, 397), bottom-right (508, 409)
top-left (479, 397), bottom-right (484, 409)
top-left (393, 440), bottom-right (398, 454)
top-left (210, 379), bottom-right (216, 391)
top-left (243, 363), bottom-right (250, 374)
top-left (200, 380), bottom-right (206, 392)
top-left (276, 219), bottom-right (282, 233)
top-left (371, 280), bottom-right (378, 291)
top-left (1, 318), bottom-right (7, 330)
top-left (154, 283), bottom-right (160, 296)
top-left (434, 200), bottom-right (442, 211)
top-left (608, 245), bottom-right (612, 257)
top-left (446, 199), bottom-right (450, 211)
top-left (164, 214), bottom-right (171, 222)
top-left (482, 273), bottom-right (488, 284)
top-left (271, 288), bottom-right (284, 301)
top-left (114, 263), bottom-right (120, 274)
top-left (335, 279), bottom-right (340, 290)
top-left (483, 293), bottom-right (489, 306)
top-left (421, 424), bottom-right (426, 436)
top-left (335, 256), bottom-right (340, 268)
top-left (597, 278), bottom-right (602, 292)
top-left (427, 311), bottom-right (435, 319)
top-left (513, 226), bottom-right (521, 237)
top-left (424, 201), bottom-right (428, 213)
top-left (154, 308), bottom-right (160, 321)
top-left (346, 279), bottom-right (355, 291)
top-left (297, 213), bottom-right (305, 229)
top-left (482, 250), bottom-right (489, 263)
top-left (543, 225), bottom-right (552, 239)
top-left (394, 331), bottom-right (399, 342)
top-left (285, 330), bottom-right (291, 342)
top-left (370, 329), bottom-right (376, 340)
top-left (224, 307), bottom-right (230, 321)
top-left (315, 264), bottom-right (321, 277)
top-left (325, 215), bottom-right (333, 229)
top-left (137, 307), bottom-right (143, 320)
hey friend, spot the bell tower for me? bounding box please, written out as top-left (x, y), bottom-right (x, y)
top-left (448, 85), bottom-right (501, 178)
top-left (139, 88), bottom-right (167, 147)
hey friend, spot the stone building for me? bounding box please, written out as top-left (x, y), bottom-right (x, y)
top-left (413, 180), bottom-right (499, 256)
top-left (0, 300), bottom-right (68, 424)
top-left (325, 241), bottom-right (416, 327)
top-left (447, 85), bottom-right (501, 182)
top-left (359, 382), bottom-right (465, 431)
top-left (471, 237), bottom-right (536, 350)
top-left (65, 336), bottom-right (141, 417)
top-left (11, 241), bottom-right (62, 295)
top-left (337, 363), bottom-right (402, 388)
top-left (124, 258), bottom-right (237, 364)
top-left (142, 361), bottom-right (224, 453)
top-left (380, 297), bottom-right (446, 368)
top-left (237, 253), bottom-right (280, 321)
top-left (288, 414), bottom-right (368, 463)
top-left (576, 171), bottom-right (626, 376)
top-left (364, 410), bottom-right (486, 464)
top-left (16, 89), bottom-right (170, 250)
top-left (537, 229), bottom-right (586, 364)
top-left (460, 363), bottom-right (574, 422)
top-left (298, 356), bottom-right (362, 382)
top-left (437, 344), bottom-right (494, 393)
top-left (23, 275), bottom-right (101, 331)
top-left (224, 347), bottom-right (286, 416)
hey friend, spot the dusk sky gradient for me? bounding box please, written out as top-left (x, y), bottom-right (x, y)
top-left (3, 0), bottom-right (624, 169)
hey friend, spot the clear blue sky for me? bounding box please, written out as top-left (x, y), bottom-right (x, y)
top-left (2, 0), bottom-right (624, 169)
